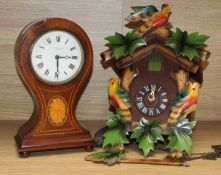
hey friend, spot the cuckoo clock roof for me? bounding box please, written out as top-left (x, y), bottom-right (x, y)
top-left (101, 34), bottom-right (209, 84)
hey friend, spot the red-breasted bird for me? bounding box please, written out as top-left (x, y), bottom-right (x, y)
top-left (125, 5), bottom-right (158, 22)
top-left (136, 4), bottom-right (172, 37)
top-left (168, 82), bottom-right (200, 124)
top-left (108, 78), bottom-right (132, 123)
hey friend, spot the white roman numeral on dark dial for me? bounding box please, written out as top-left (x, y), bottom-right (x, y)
top-left (135, 84), bottom-right (169, 117)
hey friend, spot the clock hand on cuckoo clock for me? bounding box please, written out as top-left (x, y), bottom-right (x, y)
top-left (148, 85), bottom-right (156, 103)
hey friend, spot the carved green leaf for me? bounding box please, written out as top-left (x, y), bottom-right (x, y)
top-left (180, 46), bottom-right (199, 59)
top-left (88, 150), bottom-right (124, 165)
top-left (138, 134), bottom-right (154, 157)
top-left (106, 115), bottom-right (121, 128)
top-left (131, 118), bottom-right (164, 157)
top-left (105, 29), bottom-right (146, 59)
top-left (185, 32), bottom-right (209, 46)
top-left (166, 27), bottom-right (209, 60)
top-left (112, 45), bottom-right (128, 59)
top-left (151, 127), bottom-right (164, 141)
top-left (88, 152), bottom-right (114, 159)
top-left (171, 27), bottom-right (183, 42)
top-left (103, 115), bottom-right (130, 147)
top-left (165, 38), bottom-right (181, 54)
top-left (128, 39), bottom-right (147, 55)
top-left (105, 33), bottom-right (126, 45)
top-left (130, 126), bottom-right (144, 139)
top-left (125, 29), bottom-right (138, 42)
top-left (167, 117), bottom-right (196, 154)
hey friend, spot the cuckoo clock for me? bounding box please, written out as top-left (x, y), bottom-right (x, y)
top-left (89, 4), bottom-right (211, 165)
top-left (100, 35), bottom-right (209, 124)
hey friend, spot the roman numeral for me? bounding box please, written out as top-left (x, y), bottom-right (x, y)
top-left (69, 63), bottom-right (75, 70)
top-left (39, 46), bottom-right (45, 49)
top-left (138, 91), bottom-right (145, 96)
top-left (44, 69), bottom-right (49, 76)
top-left (70, 46), bottom-right (76, 51)
top-left (142, 107), bottom-right (148, 114)
top-left (144, 86), bottom-right (149, 92)
top-left (162, 98), bottom-right (168, 103)
top-left (149, 109), bottom-right (154, 116)
top-left (37, 62), bottom-right (44, 69)
top-left (46, 38), bottom-right (51, 44)
top-left (137, 101), bottom-right (144, 109)
top-left (160, 103), bottom-right (166, 110)
top-left (56, 36), bottom-right (60, 42)
top-left (136, 96), bottom-right (142, 102)
top-left (156, 108), bottom-right (160, 114)
top-left (36, 55), bottom-right (42, 59)
top-left (161, 92), bottom-right (167, 96)
top-left (151, 84), bottom-right (156, 91)
top-left (72, 56), bottom-right (77, 59)
top-left (54, 71), bottom-right (59, 79)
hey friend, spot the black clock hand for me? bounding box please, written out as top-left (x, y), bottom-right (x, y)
top-left (55, 55), bottom-right (60, 79)
top-left (58, 56), bottom-right (71, 59)
top-left (56, 58), bottom-right (59, 72)
top-left (58, 56), bottom-right (76, 59)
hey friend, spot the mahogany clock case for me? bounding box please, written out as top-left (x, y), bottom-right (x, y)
top-left (14, 18), bottom-right (94, 156)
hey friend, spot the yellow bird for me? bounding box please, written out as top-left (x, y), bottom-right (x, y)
top-left (137, 4), bottom-right (172, 37)
top-left (108, 78), bottom-right (132, 123)
top-left (168, 82), bottom-right (200, 124)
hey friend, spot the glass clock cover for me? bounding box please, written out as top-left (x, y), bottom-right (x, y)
top-left (30, 30), bottom-right (84, 84)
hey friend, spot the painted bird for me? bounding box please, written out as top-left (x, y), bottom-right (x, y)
top-left (136, 4), bottom-right (172, 37)
top-left (108, 78), bottom-right (132, 123)
top-left (125, 5), bottom-right (158, 22)
top-left (168, 82), bottom-right (200, 124)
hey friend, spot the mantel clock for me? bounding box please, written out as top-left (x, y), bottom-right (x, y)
top-left (14, 18), bottom-right (94, 157)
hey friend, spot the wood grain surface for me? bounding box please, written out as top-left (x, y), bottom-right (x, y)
top-left (0, 0), bottom-right (220, 121)
top-left (0, 120), bottom-right (221, 175)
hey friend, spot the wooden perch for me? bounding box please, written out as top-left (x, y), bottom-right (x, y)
top-left (85, 155), bottom-right (189, 167)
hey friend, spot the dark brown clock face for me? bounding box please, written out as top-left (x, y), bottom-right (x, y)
top-left (129, 51), bottom-right (179, 123)
top-left (135, 84), bottom-right (169, 117)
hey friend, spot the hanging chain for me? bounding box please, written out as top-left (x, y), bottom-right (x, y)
top-left (181, 145), bottom-right (221, 161)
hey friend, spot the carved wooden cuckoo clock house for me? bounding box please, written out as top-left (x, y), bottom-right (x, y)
top-left (89, 4), bottom-right (210, 165)
top-left (100, 35), bottom-right (209, 124)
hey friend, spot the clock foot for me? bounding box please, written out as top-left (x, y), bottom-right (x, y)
top-left (19, 151), bottom-right (30, 158)
top-left (85, 145), bottom-right (93, 152)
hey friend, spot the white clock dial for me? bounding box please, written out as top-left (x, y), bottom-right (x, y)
top-left (30, 30), bottom-right (84, 84)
